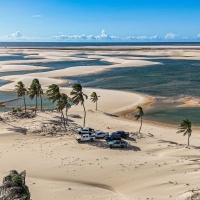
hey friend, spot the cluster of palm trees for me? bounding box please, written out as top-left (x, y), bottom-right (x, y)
top-left (46, 83), bottom-right (100, 128)
top-left (134, 105), bottom-right (192, 146)
top-left (46, 84), bottom-right (73, 129)
top-left (15, 79), bottom-right (43, 114)
top-left (15, 80), bottom-right (100, 129)
top-left (15, 80), bottom-right (192, 145)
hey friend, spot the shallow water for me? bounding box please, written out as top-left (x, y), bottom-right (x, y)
top-left (1, 56), bottom-right (200, 125)
top-left (0, 58), bottom-right (112, 112)
top-left (4, 95), bottom-right (55, 110)
top-left (65, 59), bottom-right (200, 125)
top-left (0, 59), bottom-right (113, 77)
top-left (0, 53), bottom-right (42, 61)
top-left (145, 106), bottom-right (200, 126)
top-left (66, 59), bottom-right (200, 98)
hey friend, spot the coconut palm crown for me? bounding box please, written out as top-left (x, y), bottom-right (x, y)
top-left (177, 119), bottom-right (192, 146)
top-left (70, 83), bottom-right (88, 127)
top-left (28, 79), bottom-right (39, 113)
top-left (90, 92), bottom-right (100, 110)
top-left (135, 106), bottom-right (144, 134)
top-left (57, 93), bottom-right (69, 129)
top-left (15, 81), bottom-right (27, 112)
top-left (28, 79), bottom-right (43, 113)
top-left (46, 84), bottom-right (61, 103)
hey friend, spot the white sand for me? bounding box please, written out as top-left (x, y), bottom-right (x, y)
top-left (0, 65), bottom-right (50, 72)
top-left (0, 46), bottom-right (200, 199)
top-left (0, 88), bottom-right (199, 200)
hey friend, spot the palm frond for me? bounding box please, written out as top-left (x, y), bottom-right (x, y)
top-left (177, 119), bottom-right (192, 136)
top-left (135, 106), bottom-right (144, 120)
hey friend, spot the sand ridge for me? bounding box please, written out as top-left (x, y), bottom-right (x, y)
top-left (0, 46), bottom-right (200, 199)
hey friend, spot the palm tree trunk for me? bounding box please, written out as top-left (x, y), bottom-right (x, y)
top-left (65, 107), bottom-right (68, 126)
top-left (188, 135), bottom-right (190, 146)
top-left (60, 112), bottom-right (63, 122)
top-left (83, 103), bottom-right (86, 127)
top-left (40, 94), bottom-right (43, 111)
top-left (35, 96), bottom-right (38, 114)
top-left (139, 117), bottom-right (142, 133)
top-left (62, 110), bottom-right (66, 130)
top-left (23, 95), bottom-right (26, 113)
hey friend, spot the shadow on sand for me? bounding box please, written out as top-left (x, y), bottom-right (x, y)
top-left (78, 139), bottom-right (141, 151)
top-left (7, 127), bottom-right (28, 134)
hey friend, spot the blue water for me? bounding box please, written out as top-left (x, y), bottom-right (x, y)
top-left (1, 42), bottom-right (200, 125)
top-left (0, 55), bottom-right (112, 112)
top-left (144, 104), bottom-right (200, 125)
top-left (62, 58), bottom-right (200, 125)
top-left (0, 59), bottom-right (113, 77)
top-left (0, 54), bottom-right (42, 61)
top-left (65, 59), bottom-right (200, 99)
top-left (37, 59), bottom-right (112, 70)
top-left (2, 57), bottom-right (200, 125)
top-left (0, 42), bottom-right (200, 47)
top-left (4, 95), bottom-right (55, 110)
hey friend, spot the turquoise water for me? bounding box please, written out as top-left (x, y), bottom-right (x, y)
top-left (1, 55), bottom-right (200, 125)
top-left (4, 95), bottom-right (55, 110)
top-left (0, 59), bottom-right (112, 112)
top-left (145, 105), bottom-right (200, 126)
top-left (66, 59), bottom-right (200, 98)
top-left (0, 54), bottom-right (42, 61)
top-left (38, 59), bottom-right (112, 70)
top-left (0, 59), bottom-right (113, 77)
top-left (64, 59), bottom-right (200, 125)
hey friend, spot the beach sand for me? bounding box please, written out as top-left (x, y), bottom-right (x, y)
top-left (0, 88), bottom-right (200, 200)
top-left (1, 46), bottom-right (200, 199)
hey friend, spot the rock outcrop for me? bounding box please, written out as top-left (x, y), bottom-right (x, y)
top-left (0, 170), bottom-right (30, 200)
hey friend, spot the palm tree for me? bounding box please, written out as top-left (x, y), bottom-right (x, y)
top-left (135, 106), bottom-right (144, 134)
top-left (38, 83), bottom-right (43, 111)
top-left (28, 79), bottom-right (43, 112)
top-left (28, 79), bottom-right (39, 114)
top-left (90, 92), bottom-right (100, 110)
top-left (65, 98), bottom-right (74, 125)
top-left (56, 93), bottom-right (70, 129)
top-left (177, 119), bottom-right (192, 146)
top-left (70, 83), bottom-right (88, 127)
top-left (46, 84), bottom-right (61, 103)
top-left (15, 81), bottom-right (27, 113)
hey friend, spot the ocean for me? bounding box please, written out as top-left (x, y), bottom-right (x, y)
top-left (0, 42), bottom-right (200, 47)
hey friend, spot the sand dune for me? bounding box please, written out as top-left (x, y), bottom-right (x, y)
top-left (0, 46), bottom-right (200, 199)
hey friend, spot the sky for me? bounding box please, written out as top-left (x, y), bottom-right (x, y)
top-left (0, 0), bottom-right (200, 42)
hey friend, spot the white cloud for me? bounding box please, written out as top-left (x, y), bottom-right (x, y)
top-left (53, 30), bottom-right (119, 41)
top-left (32, 15), bottom-right (42, 18)
top-left (53, 31), bottom-right (159, 41)
top-left (95, 29), bottom-right (119, 40)
top-left (126, 34), bottom-right (159, 40)
top-left (149, 35), bottom-right (159, 40)
top-left (197, 33), bottom-right (200, 38)
top-left (1, 30), bottom-right (198, 42)
top-left (8, 31), bottom-right (22, 38)
top-left (164, 33), bottom-right (176, 40)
